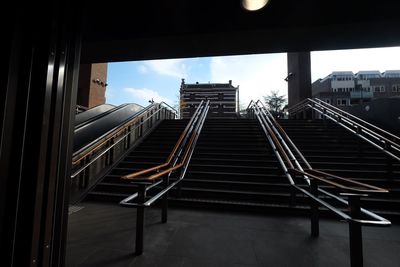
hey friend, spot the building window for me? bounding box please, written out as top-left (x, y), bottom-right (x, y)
top-left (392, 85), bottom-right (400, 92)
top-left (337, 98), bottom-right (348, 106)
top-left (333, 88), bottom-right (338, 92)
top-left (380, 86), bottom-right (385, 92)
top-left (324, 99), bottom-right (331, 104)
top-left (374, 86), bottom-right (380, 92)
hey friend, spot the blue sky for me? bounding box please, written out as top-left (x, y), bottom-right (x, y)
top-left (106, 46), bottom-right (400, 108)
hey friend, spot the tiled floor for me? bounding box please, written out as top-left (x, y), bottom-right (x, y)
top-left (66, 202), bottom-right (400, 267)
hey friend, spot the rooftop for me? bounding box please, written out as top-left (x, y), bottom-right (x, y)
top-left (318, 70), bottom-right (400, 82)
top-left (181, 79), bottom-right (238, 89)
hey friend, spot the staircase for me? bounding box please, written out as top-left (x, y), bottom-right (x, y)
top-left (168, 119), bottom-right (310, 213)
top-left (86, 119), bottom-right (188, 201)
top-left (278, 119), bottom-right (400, 218)
top-left (84, 117), bottom-right (400, 219)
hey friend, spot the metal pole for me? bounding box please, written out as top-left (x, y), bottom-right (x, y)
top-left (310, 180), bottom-right (319, 237)
top-left (83, 157), bottom-right (90, 188)
top-left (348, 195), bottom-right (363, 267)
top-left (135, 184), bottom-right (146, 255)
top-left (385, 142), bottom-right (393, 179)
top-left (127, 126), bottom-right (131, 148)
top-left (290, 186), bottom-right (296, 206)
top-left (161, 175), bottom-right (170, 223)
top-left (109, 138), bottom-right (114, 165)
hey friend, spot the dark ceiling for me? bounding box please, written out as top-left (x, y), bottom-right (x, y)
top-left (81, 0), bottom-right (400, 63)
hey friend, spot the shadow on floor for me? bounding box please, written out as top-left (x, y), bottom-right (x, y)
top-left (66, 202), bottom-right (400, 267)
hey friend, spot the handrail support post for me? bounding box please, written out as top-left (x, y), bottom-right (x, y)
top-left (348, 195), bottom-right (363, 267)
top-left (161, 175), bottom-right (169, 223)
top-left (290, 185), bottom-right (296, 206)
top-left (384, 141), bottom-right (393, 179)
top-left (310, 180), bottom-right (319, 237)
top-left (109, 138), bottom-right (115, 165)
top-left (135, 184), bottom-right (146, 255)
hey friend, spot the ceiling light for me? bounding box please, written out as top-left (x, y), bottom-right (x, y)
top-left (242, 0), bottom-right (270, 11)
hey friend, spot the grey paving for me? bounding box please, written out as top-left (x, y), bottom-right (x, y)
top-left (66, 202), bottom-right (400, 267)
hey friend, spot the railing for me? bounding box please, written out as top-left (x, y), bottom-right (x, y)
top-left (247, 100), bottom-right (390, 267)
top-left (75, 104), bottom-right (88, 114)
top-left (70, 102), bottom-right (177, 191)
top-left (288, 98), bottom-right (400, 162)
top-left (119, 100), bottom-right (210, 255)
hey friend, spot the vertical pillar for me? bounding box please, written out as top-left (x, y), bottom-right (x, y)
top-left (135, 184), bottom-right (146, 255)
top-left (287, 52), bottom-right (312, 108)
top-left (348, 195), bottom-right (363, 267)
top-left (161, 174), bottom-right (170, 223)
top-left (0, 2), bottom-right (82, 266)
top-left (76, 63), bottom-right (108, 108)
top-left (310, 180), bottom-right (319, 237)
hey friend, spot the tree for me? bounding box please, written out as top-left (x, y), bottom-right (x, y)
top-left (263, 91), bottom-right (287, 118)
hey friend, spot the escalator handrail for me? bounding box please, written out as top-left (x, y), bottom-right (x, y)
top-left (70, 103), bottom-right (175, 178)
top-left (75, 103), bottom-right (127, 129)
top-left (72, 102), bottom-right (176, 164)
top-left (160, 101), bottom-right (178, 116)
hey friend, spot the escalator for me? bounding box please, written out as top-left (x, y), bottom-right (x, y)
top-left (75, 103), bottom-right (116, 126)
top-left (73, 103), bottom-right (144, 153)
top-left (70, 102), bottom-right (177, 203)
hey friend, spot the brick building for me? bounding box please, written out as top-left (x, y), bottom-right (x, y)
top-left (180, 79), bottom-right (239, 119)
top-left (77, 63), bottom-right (108, 109)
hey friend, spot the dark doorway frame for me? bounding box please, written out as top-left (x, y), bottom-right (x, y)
top-left (1, 3), bottom-right (82, 266)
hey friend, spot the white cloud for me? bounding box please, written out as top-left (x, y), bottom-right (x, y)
top-left (210, 54), bottom-right (288, 107)
top-left (105, 87), bottom-right (114, 99)
top-left (311, 46), bottom-right (400, 82)
top-left (124, 88), bottom-right (173, 106)
top-left (137, 64), bottom-right (148, 74)
top-left (144, 58), bottom-right (188, 78)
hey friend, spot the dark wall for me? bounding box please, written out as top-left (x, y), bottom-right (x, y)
top-left (1, 2), bottom-right (82, 265)
top-left (342, 98), bottom-right (400, 134)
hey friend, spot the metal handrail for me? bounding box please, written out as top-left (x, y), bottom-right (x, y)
top-left (288, 98), bottom-right (400, 161)
top-left (312, 98), bottom-right (398, 141)
top-left (119, 100), bottom-right (209, 255)
top-left (290, 169), bottom-right (388, 194)
top-left (121, 100), bottom-right (205, 180)
top-left (121, 99), bottom-right (209, 188)
top-left (70, 102), bottom-right (176, 178)
top-left (311, 98), bottom-right (400, 144)
top-left (142, 102), bottom-right (209, 204)
top-left (247, 100), bottom-right (390, 224)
